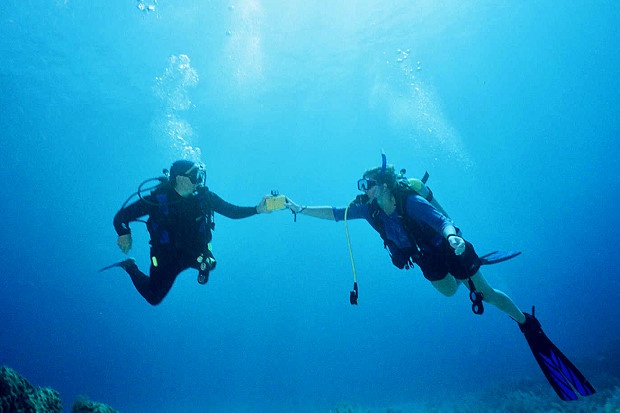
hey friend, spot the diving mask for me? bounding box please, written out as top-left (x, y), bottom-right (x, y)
top-left (357, 178), bottom-right (377, 191)
top-left (181, 164), bottom-right (206, 186)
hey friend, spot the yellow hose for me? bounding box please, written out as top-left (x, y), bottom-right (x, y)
top-left (344, 200), bottom-right (357, 284)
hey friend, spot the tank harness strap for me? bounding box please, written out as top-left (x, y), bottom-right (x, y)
top-left (198, 190), bottom-right (215, 231)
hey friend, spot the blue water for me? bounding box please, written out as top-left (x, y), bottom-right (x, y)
top-left (1, 1), bottom-right (619, 412)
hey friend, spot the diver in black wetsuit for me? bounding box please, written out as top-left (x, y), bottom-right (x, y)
top-left (110, 159), bottom-right (270, 305)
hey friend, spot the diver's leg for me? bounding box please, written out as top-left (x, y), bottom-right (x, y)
top-left (121, 262), bottom-right (151, 298)
top-left (431, 274), bottom-right (460, 297)
top-left (124, 258), bottom-right (180, 306)
top-left (468, 270), bottom-right (525, 323)
top-left (142, 260), bottom-right (181, 305)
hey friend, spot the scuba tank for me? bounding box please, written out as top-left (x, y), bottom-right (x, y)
top-left (398, 169), bottom-right (451, 218)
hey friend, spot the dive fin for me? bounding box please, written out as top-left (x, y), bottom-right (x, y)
top-left (98, 258), bottom-right (136, 272)
top-left (479, 250), bottom-right (521, 265)
top-left (519, 308), bottom-right (596, 400)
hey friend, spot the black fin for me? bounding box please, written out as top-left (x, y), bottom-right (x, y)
top-left (519, 312), bottom-right (596, 400)
top-left (98, 258), bottom-right (136, 272)
top-left (479, 250), bottom-right (521, 265)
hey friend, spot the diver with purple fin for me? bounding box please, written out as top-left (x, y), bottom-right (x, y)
top-left (285, 152), bottom-right (595, 401)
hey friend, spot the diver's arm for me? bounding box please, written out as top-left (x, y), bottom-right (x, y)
top-left (300, 206), bottom-right (336, 220)
top-left (113, 199), bottom-right (150, 254)
top-left (405, 195), bottom-right (451, 234)
top-left (286, 199), bottom-right (335, 220)
top-left (405, 195), bottom-right (465, 255)
top-left (208, 191), bottom-right (260, 219)
top-left (442, 224), bottom-right (458, 239)
top-left (113, 199), bottom-right (150, 236)
top-left (332, 204), bottom-right (368, 222)
top-left (287, 199), bottom-right (370, 221)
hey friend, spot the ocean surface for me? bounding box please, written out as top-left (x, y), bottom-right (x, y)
top-left (1, 1), bottom-right (619, 412)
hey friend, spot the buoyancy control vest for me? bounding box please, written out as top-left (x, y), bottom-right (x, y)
top-left (363, 171), bottom-right (454, 269)
top-left (146, 185), bottom-right (215, 257)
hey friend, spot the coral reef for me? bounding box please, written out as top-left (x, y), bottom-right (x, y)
top-left (0, 366), bottom-right (118, 413)
top-left (0, 366), bottom-right (62, 413)
top-left (71, 396), bottom-right (119, 413)
top-left (330, 384), bottom-right (620, 413)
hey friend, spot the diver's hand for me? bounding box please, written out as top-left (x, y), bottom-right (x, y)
top-left (256, 195), bottom-right (269, 214)
top-left (285, 198), bottom-right (303, 214)
top-left (448, 235), bottom-right (465, 256)
top-left (117, 234), bottom-right (132, 254)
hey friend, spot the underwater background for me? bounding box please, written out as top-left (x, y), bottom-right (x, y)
top-left (1, 1), bottom-right (619, 412)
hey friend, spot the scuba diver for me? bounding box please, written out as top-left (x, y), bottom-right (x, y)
top-left (286, 161), bottom-right (524, 319)
top-left (102, 159), bottom-right (272, 305)
top-left (285, 155), bottom-right (595, 401)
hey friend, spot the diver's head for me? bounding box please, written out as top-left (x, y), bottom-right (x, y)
top-left (169, 160), bottom-right (206, 191)
top-left (356, 163), bottom-right (397, 204)
top-left (360, 164), bottom-right (397, 190)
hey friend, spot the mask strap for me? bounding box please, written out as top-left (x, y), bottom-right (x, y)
top-left (183, 164), bottom-right (197, 175)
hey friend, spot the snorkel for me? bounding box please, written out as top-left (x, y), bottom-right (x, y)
top-left (376, 150), bottom-right (389, 206)
top-left (380, 150), bottom-right (387, 179)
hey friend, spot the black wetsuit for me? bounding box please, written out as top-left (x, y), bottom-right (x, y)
top-left (113, 185), bottom-right (257, 305)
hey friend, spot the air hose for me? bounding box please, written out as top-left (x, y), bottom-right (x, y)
top-left (344, 200), bottom-right (359, 305)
